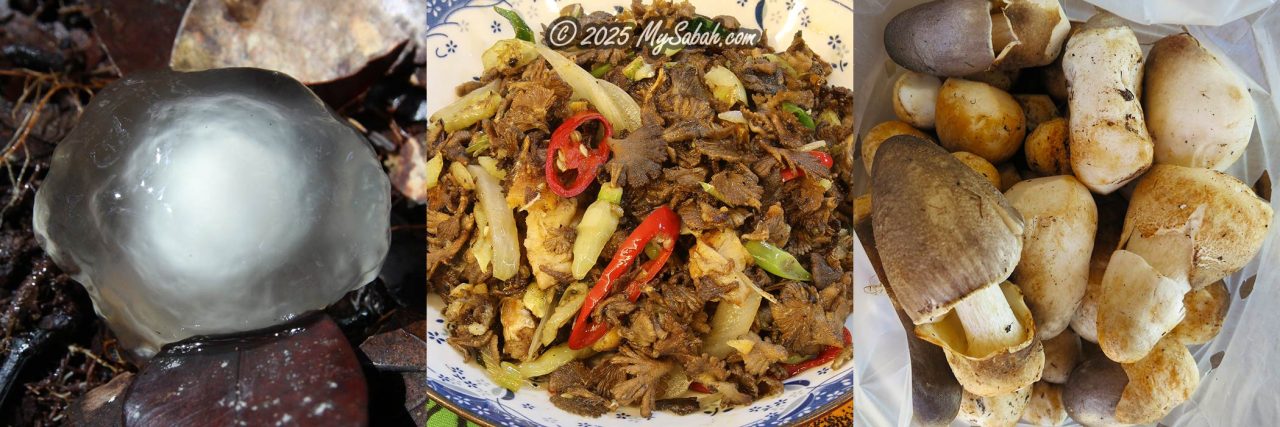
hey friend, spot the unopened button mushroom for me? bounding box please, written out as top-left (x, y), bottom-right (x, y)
top-left (1144, 33), bottom-right (1256, 171)
top-left (1005, 176), bottom-right (1097, 339)
top-left (860, 120), bottom-right (932, 173)
top-left (959, 384), bottom-right (1032, 427)
top-left (892, 71), bottom-right (942, 129)
top-left (936, 78), bottom-right (1027, 164)
top-left (32, 68), bottom-right (392, 357)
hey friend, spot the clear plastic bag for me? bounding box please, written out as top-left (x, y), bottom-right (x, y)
top-left (853, 1), bottom-right (1280, 425)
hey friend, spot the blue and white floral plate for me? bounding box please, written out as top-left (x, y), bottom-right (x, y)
top-left (425, 1), bottom-right (854, 426)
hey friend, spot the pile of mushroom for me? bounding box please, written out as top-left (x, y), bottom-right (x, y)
top-left (857, 1), bottom-right (1274, 425)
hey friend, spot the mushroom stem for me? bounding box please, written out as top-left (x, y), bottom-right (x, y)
top-left (953, 284), bottom-right (1024, 356)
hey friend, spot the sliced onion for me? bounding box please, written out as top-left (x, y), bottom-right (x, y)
top-left (449, 161), bottom-right (474, 190)
top-left (471, 207), bottom-right (492, 273)
top-left (424, 153), bottom-right (443, 190)
top-left (534, 44), bottom-right (641, 133)
top-left (704, 65), bottom-right (747, 106)
top-left (477, 156), bottom-right (506, 180)
top-left (468, 165), bottom-right (520, 280)
top-left (717, 110), bottom-right (746, 124)
top-left (703, 273), bottom-right (766, 359)
top-left (430, 82), bottom-right (501, 132)
top-left (796, 140), bottom-right (828, 151)
top-left (481, 350), bottom-right (526, 392)
top-left (482, 39), bottom-right (538, 73)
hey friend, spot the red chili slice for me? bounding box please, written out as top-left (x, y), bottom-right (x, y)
top-left (545, 111), bottom-right (612, 198)
top-left (567, 206), bottom-right (680, 350)
top-left (779, 327), bottom-right (852, 378)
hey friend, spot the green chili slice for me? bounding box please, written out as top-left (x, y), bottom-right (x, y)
top-left (744, 240), bottom-right (812, 281)
top-left (782, 102), bottom-right (816, 130)
top-left (494, 7), bottom-right (535, 42)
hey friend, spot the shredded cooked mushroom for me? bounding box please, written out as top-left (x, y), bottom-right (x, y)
top-left (426, 0), bottom-right (853, 417)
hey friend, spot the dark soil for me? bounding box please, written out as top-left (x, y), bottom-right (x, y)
top-left (0, 1), bottom-right (426, 425)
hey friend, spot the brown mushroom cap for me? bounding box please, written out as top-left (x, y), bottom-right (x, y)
top-left (855, 199), bottom-right (963, 427)
top-left (1063, 355), bottom-right (1128, 427)
top-left (883, 0), bottom-right (998, 77)
top-left (871, 135), bottom-right (1025, 324)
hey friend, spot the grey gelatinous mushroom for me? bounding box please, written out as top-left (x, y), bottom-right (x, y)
top-left (33, 68), bottom-right (391, 357)
top-left (872, 135), bottom-right (1043, 396)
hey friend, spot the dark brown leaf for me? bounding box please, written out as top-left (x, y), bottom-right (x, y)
top-left (388, 133), bottom-right (428, 203)
top-left (358, 320), bottom-right (425, 372)
top-left (66, 372), bottom-right (132, 427)
top-left (1255, 170), bottom-right (1271, 202)
top-left (88, 0), bottom-right (190, 74)
top-left (123, 314), bottom-right (368, 426)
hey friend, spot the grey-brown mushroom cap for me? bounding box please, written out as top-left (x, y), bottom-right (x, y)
top-left (1063, 356), bottom-right (1128, 427)
top-left (883, 0), bottom-right (995, 77)
top-left (856, 199), bottom-right (964, 426)
top-left (871, 135), bottom-right (1026, 324)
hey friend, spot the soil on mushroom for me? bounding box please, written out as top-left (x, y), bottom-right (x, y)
top-left (0, 1), bottom-right (426, 425)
